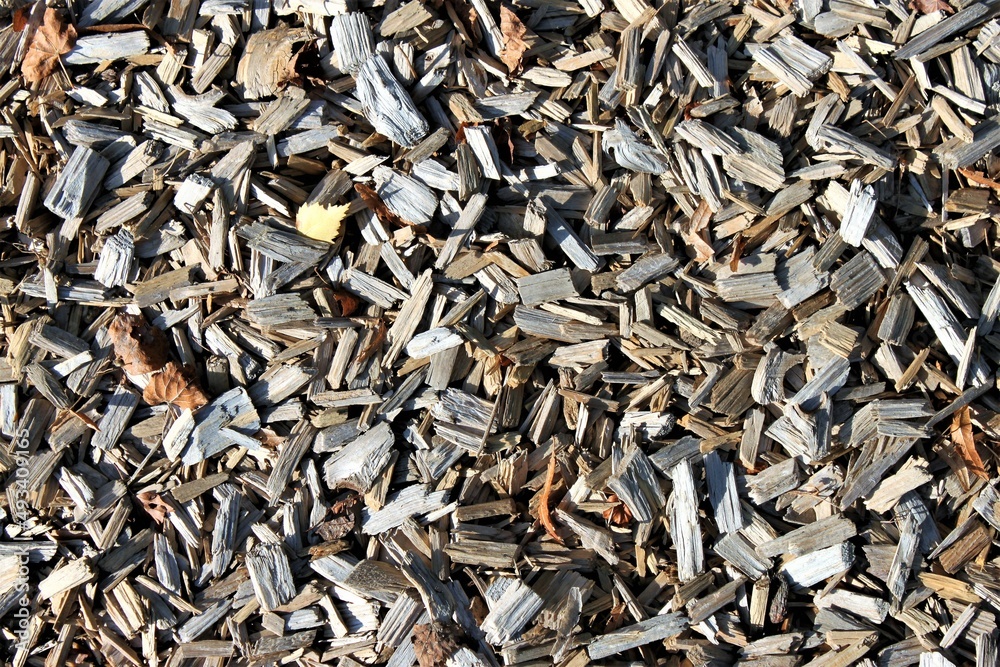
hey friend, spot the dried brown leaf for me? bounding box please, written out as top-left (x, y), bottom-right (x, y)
top-left (730, 234), bottom-right (746, 272)
top-left (282, 42), bottom-right (326, 89)
top-left (20, 9), bottom-right (76, 84)
top-left (443, 0), bottom-right (480, 44)
top-left (315, 515), bottom-right (354, 541)
top-left (602, 492), bottom-right (633, 526)
top-left (685, 199), bottom-right (715, 263)
top-left (255, 428), bottom-right (286, 449)
top-left (332, 290), bottom-right (360, 317)
top-left (951, 406), bottom-right (988, 481)
top-left (492, 118), bottom-right (516, 166)
top-left (108, 313), bottom-right (170, 375)
top-left (70, 409), bottom-right (101, 432)
top-left (355, 319), bottom-right (387, 365)
top-left (308, 541), bottom-right (351, 559)
top-left (538, 450), bottom-right (563, 544)
top-left (315, 493), bottom-right (360, 540)
top-left (499, 5), bottom-right (529, 75)
top-left (143, 362), bottom-right (210, 411)
top-left (12, 7), bottom-right (29, 31)
top-left (413, 622), bottom-right (462, 667)
top-left (908, 0), bottom-right (954, 13)
top-left (137, 491), bottom-right (172, 525)
top-left (691, 198), bottom-right (712, 233)
top-left (959, 168), bottom-right (1000, 192)
top-left (605, 601), bottom-right (629, 633)
top-left (355, 183), bottom-right (406, 227)
top-left (51, 407), bottom-right (100, 433)
top-left (469, 597), bottom-right (488, 626)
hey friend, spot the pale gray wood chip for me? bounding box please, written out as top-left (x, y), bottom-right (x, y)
top-left (587, 612), bottom-right (688, 660)
top-left (246, 542), bottom-right (296, 611)
top-left (44, 146), bottom-right (110, 220)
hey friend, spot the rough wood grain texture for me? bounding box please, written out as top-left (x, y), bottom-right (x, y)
top-left (7, 0), bottom-right (1000, 663)
top-left (246, 543), bottom-right (297, 611)
top-left (587, 612), bottom-right (689, 660)
top-left (43, 146), bottom-right (110, 220)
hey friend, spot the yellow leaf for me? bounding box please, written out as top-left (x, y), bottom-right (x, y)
top-left (296, 202), bottom-right (350, 242)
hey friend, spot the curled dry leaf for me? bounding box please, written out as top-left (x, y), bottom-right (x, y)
top-left (70, 409), bottom-right (101, 432)
top-left (492, 118), bottom-right (517, 166)
top-left (908, 0), bottom-right (954, 13)
top-left (18, 8), bottom-right (77, 84)
top-left (296, 202), bottom-right (350, 243)
top-left (283, 42), bottom-right (326, 89)
top-left (951, 406), bottom-right (988, 481)
top-left (538, 450), bottom-right (563, 544)
top-left (143, 362), bottom-right (210, 411)
top-left (108, 313), bottom-right (170, 375)
top-left (51, 406), bottom-right (100, 432)
top-left (413, 622), bottom-right (463, 667)
top-left (605, 601), bottom-right (629, 633)
top-left (602, 492), bottom-right (633, 526)
top-left (11, 7), bottom-right (29, 31)
top-left (355, 319), bottom-right (387, 365)
top-left (255, 428), bottom-right (286, 449)
top-left (331, 290), bottom-right (360, 317)
top-left (958, 168), bottom-right (1000, 192)
top-left (136, 491), bottom-right (172, 525)
top-left (354, 183), bottom-right (405, 227)
top-left (730, 234), bottom-right (746, 272)
top-left (683, 101), bottom-right (703, 121)
top-left (499, 5), bottom-right (529, 75)
top-left (685, 199), bottom-right (716, 263)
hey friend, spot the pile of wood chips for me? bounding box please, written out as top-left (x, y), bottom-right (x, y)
top-left (6, 0), bottom-right (1000, 663)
